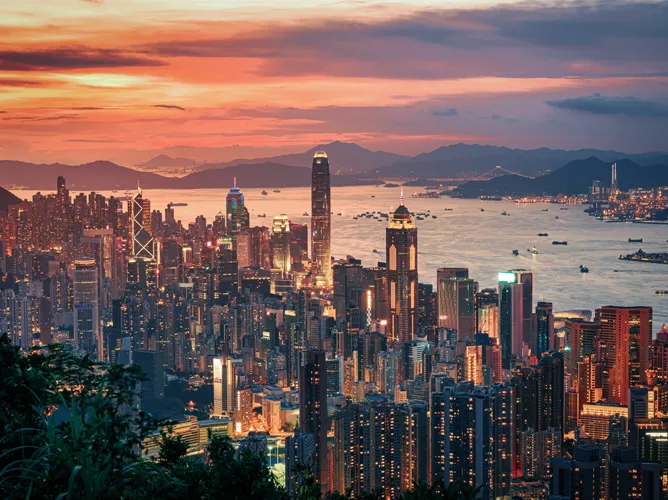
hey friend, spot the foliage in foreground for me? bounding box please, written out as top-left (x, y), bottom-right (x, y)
top-left (0, 335), bottom-right (477, 499)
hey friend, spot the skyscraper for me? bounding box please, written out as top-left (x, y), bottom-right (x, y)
top-left (269, 214), bottom-right (291, 275)
top-left (386, 191), bottom-right (418, 343)
top-left (299, 350), bottom-right (329, 491)
top-left (498, 272), bottom-right (522, 370)
top-left (437, 275), bottom-right (475, 340)
top-left (596, 306), bottom-right (652, 405)
top-left (510, 269), bottom-right (533, 350)
top-left (213, 356), bottom-right (237, 417)
top-left (533, 301), bottom-right (554, 357)
top-left (129, 185), bottom-right (154, 259)
top-left (72, 258), bottom-right (99, 356)
top-left (311, 151), bottom-right (331, 287)
top-left (226, 177), bottom-right (249, 236)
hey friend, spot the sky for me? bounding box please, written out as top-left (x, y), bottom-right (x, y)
top-left (1, 0), bottom-right (667, 164)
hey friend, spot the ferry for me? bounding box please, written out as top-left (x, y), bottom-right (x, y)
top-left (656, 290), bottom-right (668, 295)
top-left (552, 241), bottom-right (568, 245)
top-left (257, 214), bottom-right (266, 218)
top-left (538, 233), bottom-right (548, 237)
top-left (432, 215), bottom-right (437, 219)
top-left (273, 189), bottom-right (281, 193)
top-left (580, 265), bottom-right (589, 273)
top-left (628, 238), bottom-right (643, 243)
top-left (261, 190), bottom-right (268, 195)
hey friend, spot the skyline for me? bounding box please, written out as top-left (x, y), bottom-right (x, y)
top-left (2, 0), bottom-right (668, 164)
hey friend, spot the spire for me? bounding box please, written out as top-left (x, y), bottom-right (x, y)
top-left (137, 179), bottom-right (141, 195)
top-left (234, 176), bottom-right (237, 189)
top-left (400, 186), bottom-right (404, 206)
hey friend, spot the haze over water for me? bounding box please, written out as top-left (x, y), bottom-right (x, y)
top-left (15, 185), bottom-right (668, 332)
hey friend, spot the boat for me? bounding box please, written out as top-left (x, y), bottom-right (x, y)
top-left (352, 217), bottom-right (358, 220)
top-left (628, 238), bottom-right (643, 243)
top-left (273, 189), bottom-right (281, 193)
top-left (555, 216), bottom-right (560, 219)
top-left (372, 249), bottom-right (380, 253)
top-left (444, 208), bottom-right (454, 211)
top-left (531, 246), bottom-right (539, 254)
top-left (417, 216), bottom-right (424, 221)
top-left (337, 213), bottom-right (342, 216)
top-left (432, 215), bottom-right (437, 219)
top-left (538, 233), bottom-right (549, 237)
top-left (303, 212), bottom-right (309, 216)
top-left (580, 265), bottom-right (589, 273)
top-left (542, 209), bottom-right (548, 212)
top-left (552, 241), bottom-right (568, 245)
top-left (480, 208), bottom-right (485, 212)
top-left (501, 210), bottom-right (509, 216)
top-left (261, 190), bottom-right (268, 195)
top-left (371, 195), bottom-right (375, 198)
top-left (656, 290), bottom-right (668, 295)
top-left (257, 214), bottom-right (266, 218)
top-left (512, 249), bottom-right (519, 256)
top-left (560, 207), bottom-right (568, 210)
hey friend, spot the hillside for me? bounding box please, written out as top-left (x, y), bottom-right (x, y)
top-left (180, 162), bottom-right (375, 188)
top-left (0, 186), bottom-right (21, 212)
top-left (0, 160), bottom-right (178, 190)
top-left (199, 141), bottom-right (409, 174)
top-left (454, 157), bottom-right (668, 198)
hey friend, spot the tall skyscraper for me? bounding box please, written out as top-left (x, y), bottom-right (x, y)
top-left (311, 151), bottom-right (331, 287)
top-left (437, 275), bottom-right (475, 340)
top-left (510, 269), bottom-right (533, 350)
top-left (72, 258), bottom-right (99, 356)
top-left (475, 288), bottom-right (498, 338)
top-left (386, 191), bottom-right (418, 343)
top-left (226, 177), bottom-right (249, 236)
top-left (533, 301), bottom-right (554, 357)
top-left (269, 214), bottom-right (291, 275)
top-left (129, 185), bottom-right (154, 259)
top-left (596, 306), bottom-right (652, 405)
top-left (299, 350), bottom-right (329, 491)
top-left (213, 356), bottom-right (237, 417)
top-left (498, 272), bottom-right (522, 370)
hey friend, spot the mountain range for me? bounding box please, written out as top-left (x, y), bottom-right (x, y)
top-left (454, 157), bottom-right (668, 198)
top-left (1, 142), bottom-right (667, 193)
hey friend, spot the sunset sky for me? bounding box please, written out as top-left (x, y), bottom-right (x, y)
top-left (1, 0), bottom-right (667, 164)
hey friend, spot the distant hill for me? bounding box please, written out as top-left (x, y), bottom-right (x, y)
top-left (367, 143), bottom-right (668, 179)
top-left (0, 186), bottom-right (21, 212)
top-left (0, 160), bottom-right (178, 190)
top-left (199, 141), bottom-right (409, 174)
top-left (139, 155), bottom-right (195, 169)
top-left (454, 157), bottom-right (668, 198)
top-left (180, 162), bottom-right (375, 189)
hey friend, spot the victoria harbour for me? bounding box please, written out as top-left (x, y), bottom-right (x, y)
top-left (14, 185), bottom-right (667, 330)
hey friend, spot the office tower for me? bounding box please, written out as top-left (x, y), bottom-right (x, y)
top-left (290, 223), bottom-right (308, 265)
top-left (133, 350), bottom-right (165, 400)
top-left (417, 283), bottom-right (437, 338)
top-left (551, 445), bottom-right (604, 499)
top-left (609, 446), bottom-right (661, 500)
top-left (311, 151), bottom-right (331, 287)
top-left (332, 257), bottom-right (364, 319)
top-left (498, 272), bottom-right (522, 370)
top-left (533, 301), bottom-right (553, 357)
top-left (128, 185), bottom-right (154, 260)
top-left (269, 215), bottom-right (291, 275)
top-left (213, 356), bottom-right (236, 416)
top-left (436, 267), bottom-right (468, 280)
top-left (475, 288), bottom-right (498, 337)
top-left (285, 433), bottom-right (316, 497)
top-left (386, 191), bottom-right (418, 343)
top-left (72, 258), bottom-right (99, 356)
top-left (226, 177), bottom-right (249, 236)
top-left (509, 269), bottom-right (533, 350)
top-left (299, 350), bottom-right (328, 490)
top-left (437, 276), bottom-right (475, 340)
top-left (596, 306), bottom-right (652, 405)
top-left (565, 318), bottom-right (601, 376)
top-left (652, 331), bottom-right (668, 383)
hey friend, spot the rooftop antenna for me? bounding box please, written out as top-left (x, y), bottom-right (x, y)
top-left (234, 176), bottom-right (237, 189)
top-left (400, 186), bottom-right (405, 206)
